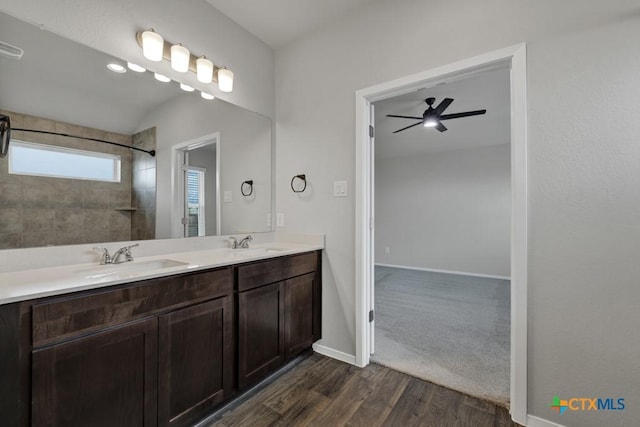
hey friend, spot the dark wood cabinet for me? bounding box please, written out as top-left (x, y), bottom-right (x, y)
top-left (237, 252), bottom-right (322, 388)
top-left (31, 317), bottom-right (158, 427)
top-left (0, 250), bottom-right (321, 426)
top-left (284, 273), bottom-right (316, 358)
top-left (238, 282), bottom-right (286, 389)
top-left (158, 297), bottom-right (233, 427)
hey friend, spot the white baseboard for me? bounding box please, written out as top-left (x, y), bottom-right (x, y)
top-left (526, 414), bottom-right (565, 427)
top-left (375, 263), bottom-right (511, 281)
top-left (312, 343), bottom-right (357, 365)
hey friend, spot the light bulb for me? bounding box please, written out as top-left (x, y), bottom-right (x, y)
top-left (180, 83), bottom-right (195, 92)
top-left (154, 73), bottom-right (171, 83)
top-left (217, 68), bottom-right (234, 93)
top-left (201, 91), bottom-right (215, 100)
top-left (170, 44), bottom-right (190, 73)
top-left (423, 120), bottom-right (437, 128)
top-left (141, 29), bottom-right (164, 62)
top-left (127, 62), bottom-right (146, 73)
top-left (106, 63), bottom-right (126, 73)
top-left (196, 56), bottom-right (213, 84)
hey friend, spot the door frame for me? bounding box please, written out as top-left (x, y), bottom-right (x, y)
top-left (354, 43), bottom-right (528, 424)
top-left (171, 132), bottom-right (221, 238)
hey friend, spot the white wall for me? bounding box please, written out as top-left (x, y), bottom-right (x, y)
top-left (375, 144), bottom-right (510, 277)
top-left (0, 0), bottom-right (274, 118)
top-left (136, 94), bottom-right (271, 239)
top-left (275, 0), bottom-right (640, 424)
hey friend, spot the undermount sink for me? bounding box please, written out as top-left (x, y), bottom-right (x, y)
top-left (75, 259), bottom-right (189, 279)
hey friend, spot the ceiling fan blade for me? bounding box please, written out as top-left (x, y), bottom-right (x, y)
top-left (386, 114), bottom-right (423, 120)
top-left (392, 121), bottom-right (423, 133)
top-left (435, 122), bottom-right (448, 132)
top-left (439, 109), bottom-right (487, 121)
top-left (434, 98), bottom-right (454, 115)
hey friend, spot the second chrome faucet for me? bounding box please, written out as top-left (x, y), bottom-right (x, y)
top-left (94, 244), bottom-right (139, 264)
top-left (229, 235), bottom-right (253, 249)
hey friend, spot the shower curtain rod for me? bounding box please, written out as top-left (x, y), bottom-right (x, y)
top-left (11, 128), bottom-right (156, 157)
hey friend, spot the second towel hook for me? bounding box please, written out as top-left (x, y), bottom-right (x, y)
top-left (241, 180), bottom-right (254, 197)
top-left (290, 174), bottom-right (307, 193)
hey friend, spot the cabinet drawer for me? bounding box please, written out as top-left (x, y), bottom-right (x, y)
top-left (237, 252), bottom-right (318, 292)
top-left (32, 268), bottom-right (232, 347)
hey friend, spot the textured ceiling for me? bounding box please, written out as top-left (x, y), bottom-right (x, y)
top-left (374, 67), bottom-right (511, 159)
top-left (205, 0), bottom-right (379, 48)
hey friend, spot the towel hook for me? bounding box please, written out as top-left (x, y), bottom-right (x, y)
top-left (291, 174), bottom-right (307, 193)
top-left (241, 180), bottom-right (254, 197)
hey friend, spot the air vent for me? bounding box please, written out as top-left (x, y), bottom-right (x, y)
top-left (0, 41), bottom-right (24, 60)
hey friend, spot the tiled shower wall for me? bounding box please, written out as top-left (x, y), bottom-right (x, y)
top-left (0, 110), bottom-right (134, 249)
top-left (131, 127), bottom-right (157, 241)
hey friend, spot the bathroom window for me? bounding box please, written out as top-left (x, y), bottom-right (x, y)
top-left (8, 140), bottom-right (121, 182)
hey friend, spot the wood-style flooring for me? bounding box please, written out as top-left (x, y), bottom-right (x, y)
top-left (208, 353), bottom-right (520, 427)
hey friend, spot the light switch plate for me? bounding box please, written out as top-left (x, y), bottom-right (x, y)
top-left (223, 190), bottom-right (232, 203)
top-left (333, 180), bottom-right (348, 197)
top-left (276, 213), bottom-right (284, 227)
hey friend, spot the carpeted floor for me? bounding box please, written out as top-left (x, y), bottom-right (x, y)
top-left (371, 266), bottom-right (510, 406)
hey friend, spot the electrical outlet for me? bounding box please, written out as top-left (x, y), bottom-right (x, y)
top-left (276, 213), bottom-right (284, 227)
top-left (385, 247), bottom-right (390, 254)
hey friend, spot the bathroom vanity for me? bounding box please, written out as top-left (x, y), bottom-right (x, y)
top-left (0, 246), bottom-right (322, 427)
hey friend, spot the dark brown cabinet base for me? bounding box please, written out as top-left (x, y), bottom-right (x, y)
top-left (32, 318), bottom-right (159, 427)
top-left (0, 250), bottom-right (321, 426)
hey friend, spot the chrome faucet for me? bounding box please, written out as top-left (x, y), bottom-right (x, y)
top-left (111, 244), bottom-right (139, 264)
top-left (93, 244), bottom-right (139, 264)
top-left (229, 235), bottom-right (253, 249)
top-left (93, 247), bottom-right (112, 265)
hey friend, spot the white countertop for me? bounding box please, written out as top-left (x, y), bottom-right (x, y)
top-left (0, 242), bottom-right (323, 305)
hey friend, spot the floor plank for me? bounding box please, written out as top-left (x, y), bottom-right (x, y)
top-left (207, 354), bottom-right (521, 427)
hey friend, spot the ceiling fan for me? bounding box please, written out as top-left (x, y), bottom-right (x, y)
top-left (387, 97), bottom-right (486, 133)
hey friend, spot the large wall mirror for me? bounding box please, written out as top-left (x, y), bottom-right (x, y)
top-left (0, 11), bottom-right (272, 249)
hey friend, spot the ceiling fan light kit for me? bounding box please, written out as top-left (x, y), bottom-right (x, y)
top-left (387, 97), bottom-right (486, 133)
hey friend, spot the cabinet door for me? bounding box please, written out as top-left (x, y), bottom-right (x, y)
top-left (284, 273), bottom-right (317, 358)
top-left (158, 297), bottom-right (233, 427)
top-left (238, 282), bottom-right (285, 389)
top-left (32, 318), bottom-right (158, 427)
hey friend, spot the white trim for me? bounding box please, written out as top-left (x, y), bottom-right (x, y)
top-left (375, 263), bottom-right (511, 281)
top-left (527, 415), bottom-right (566, 427)
top-left (312, 343), bottom-right (357, 365)
top-left (355, 43), bottom-right (528, 425)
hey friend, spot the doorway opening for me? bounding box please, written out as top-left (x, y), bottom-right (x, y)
top-left (355, 44), bottom-right (527, 424)
top-left (171, 133), bottom-right (221, 238)
top-left (371, 66), bottom-right (511, 405)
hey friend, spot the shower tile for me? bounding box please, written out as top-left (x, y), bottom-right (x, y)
top-left (0, 233), bottom-right (22, 249)
top-left (0, 208), bottom-right (23, 234)
top-left (23, 209), bottom-right (55, 232)
top-left (0, 183), bottom-right (23, 207)
top-left (54, 209), bottom-right (84, 234)
top-left (23, 232), bottom-right (56, 248)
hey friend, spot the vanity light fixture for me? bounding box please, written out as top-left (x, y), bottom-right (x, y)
top-left (154, 72), bottom-right (171, 83)
top-left (170, 43), bottom-right (190, 72)
top-left (217, 68), bottom-right (234, 93)
top-left (136, 29), bottom-right (234, 92)
top-left (201, 92), bottom-right (215, 100)
top-left (180, 83), bottom-right (195, 92)
top-left (106, 63), bottom-right (126, 73)
top-left (196, 56), bottom-right (214, 83)
top-left (127, 62), bottom-right (146, 73)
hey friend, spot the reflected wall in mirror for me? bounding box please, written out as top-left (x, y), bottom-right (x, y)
top-left (0, 12), bottom-right (272, 249)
